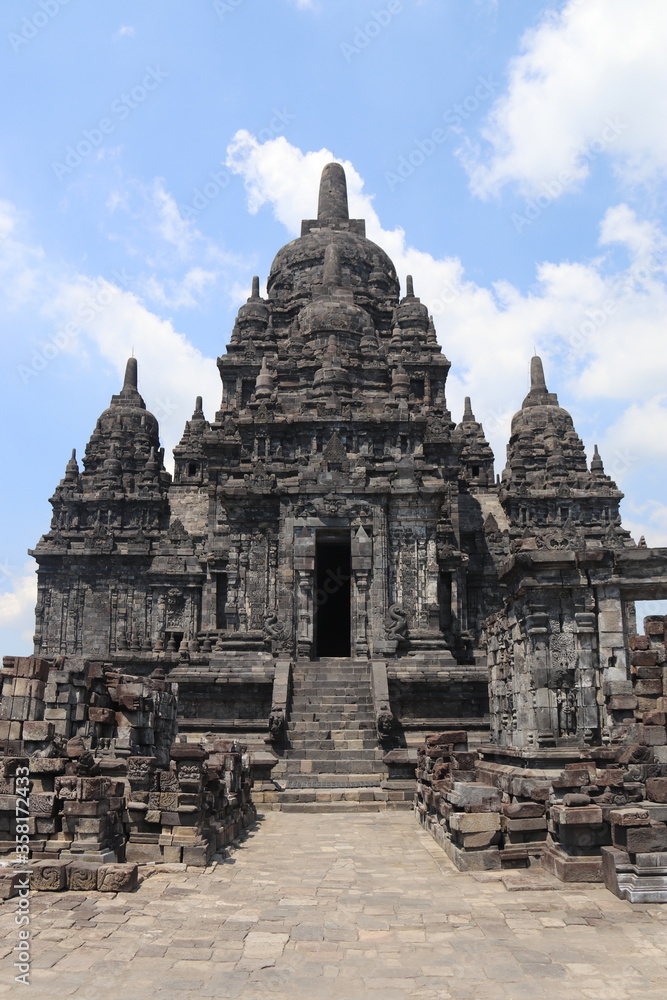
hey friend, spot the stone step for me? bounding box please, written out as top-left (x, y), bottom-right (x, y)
top-left (288, 714), bottom-right (375, 724)
top-left (291, 696), bottom-right (370, 703)
top-left (288, 739), bottom-right (379, 751)
top-left (291, 690), bottom-right (373, 700)
top-left (285, 759), bottom-right (386, 774)
top-left (270, 768), bottom-right (390, 783)
top-left (288, 722), bottom-right (375, 731)
top-left (286, 749), bottom-right (384, 761)
top-left (276, 800), bottom-right (413, 813)
top-left (290, 707), bottom-right (374, 716)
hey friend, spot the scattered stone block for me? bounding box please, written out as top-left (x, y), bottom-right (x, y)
top-left (97, 863), bottom-right (139, 892)
top-left (646, 778), bottom-right (667, 803)
top-left (68, 861), bottom-right (99, 891)
top-left (31, 859), bottom-right (70, 891)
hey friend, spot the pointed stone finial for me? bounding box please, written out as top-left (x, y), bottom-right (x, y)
top-left (64, 448), bottom-right (79, 481)
top-left (145, 446), bottom-right (159, 477)
top-left (591, 444), bottom-right (605, 475)
top-left (123, 357), bottom-right (138, 391)
top-left (317, 163), bottom-right (349, 222)
top-left (192, 396), bottom-right (204, 420)
top-left (530, 355), bottom-right (547, 394)
top-left (391, 363), bottom-right (410, 398)
top-left (522, 354), bottom-right (558, 408)
top-left (255, 355), bottom-right (274, 397)
top-left (322, 242), bottom-right (342, 288)
top-left (250, 276), bottom-right (260, 299)
top-left (463, 397), bottom-right (475, 423)
top-left (406, 275), bottom-right (415, 297)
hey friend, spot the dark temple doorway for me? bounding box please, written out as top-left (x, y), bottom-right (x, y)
top-left (315, 531), bottom-right (351, 657)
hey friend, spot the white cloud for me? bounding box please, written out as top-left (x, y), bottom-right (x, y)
top-left (115, 25), bottom-right (136, 39)
top-left (461, 0), bottom-right (667, 198)
top-left (104, 177), bottom-right (248, 310)
top-left (0, 563), bottom-right (37, 648)
top-left (624, 502), bottom-right (667, 548)
top-left (45, 275), bottom-right (221, 455)
top-left (225, 132), bottom-right (667, 544)
top-left (0, 197), bottom-right (222, 463)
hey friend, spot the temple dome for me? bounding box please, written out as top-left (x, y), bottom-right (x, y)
top-left (297, 242), bottom-right (375, 344)
top-left (505, 357), bottom-right (589, 483)
top-left (266, 163), bottom-right (399, 304)
top-left (96, 358), bottom-right (160, 439)
top-left (509, 356), bottom-right (577, 439)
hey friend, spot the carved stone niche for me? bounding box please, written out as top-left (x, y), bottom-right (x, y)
top-left (166, 589), bottom-right (186, 630)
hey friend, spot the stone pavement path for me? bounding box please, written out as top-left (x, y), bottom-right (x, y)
top-left (1, 811), bottom-right (667, 1000)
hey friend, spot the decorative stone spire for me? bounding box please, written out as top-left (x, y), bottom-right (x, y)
top-left (455, 398), bottom-right (495, 486)
top-left (522, 355), bottom-right (559, 408)
top-left (317, 163), bottom-right (349, 222)
top-left (391, 363), bottom-right (410, 399)
top-left (192, 396), bottom-right (205, 421)
top-left (119, 357), bottom-right (141, 403)
top-left (250, 275), bottom-right (260, 299)
top-left (143, 446), bottom-right (160, 481)
top-left (590, 444), bottom-right (605, 475)
top-left (254, 356), bottom-right (274, 398)
top-left (322, 242), bottom-right (343, 289)
top-left (64, 448), bottom-right (79, 482)
top-left (101, 442), bottom-right (122, 482)
top-left (313, 335), bottom-right (350, 391)
top-left (405, 275), bottom-right (415, 297)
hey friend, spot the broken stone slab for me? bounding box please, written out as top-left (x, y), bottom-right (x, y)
top-left (500, 871), bottom-right (562, 892)
top-left (425, 731), bottom-right (467, 748)
top-left (0, 869), bottom-right (21, 899)
top-left (446, 783), bottom-right (501, 812)
top-left (502, 801), bottom-right (545, 819)
top-left (551, 804), bottom-right (603, 826)
top-left (608, 807), bottom-right (651, 827)
top-left (646, 777), bottom-right (667, 803)
top-left (449, 812), bottom-right (501, 834)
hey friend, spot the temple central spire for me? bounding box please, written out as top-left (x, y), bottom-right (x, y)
top-left (317, 162), bottom-right (349, 222)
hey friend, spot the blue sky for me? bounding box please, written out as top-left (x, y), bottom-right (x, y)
top-left (2, 0), bottom-right (667, 653)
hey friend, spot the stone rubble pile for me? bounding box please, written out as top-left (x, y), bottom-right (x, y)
top-left (416, 615), bottom-right (667, 900)
top-left (0, 655), bottom-right (255, 894)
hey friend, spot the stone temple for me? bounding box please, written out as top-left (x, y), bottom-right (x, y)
top-left (3, 164), bottom-right (667, 898)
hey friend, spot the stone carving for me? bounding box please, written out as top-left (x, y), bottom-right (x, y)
top-left (268, 707), bottom-right (285, 740)
top-left (385, 604), bottom-right (408, 639)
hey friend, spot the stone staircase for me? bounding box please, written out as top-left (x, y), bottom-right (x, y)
top-left (265, 658), bottom-right (412, 812)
